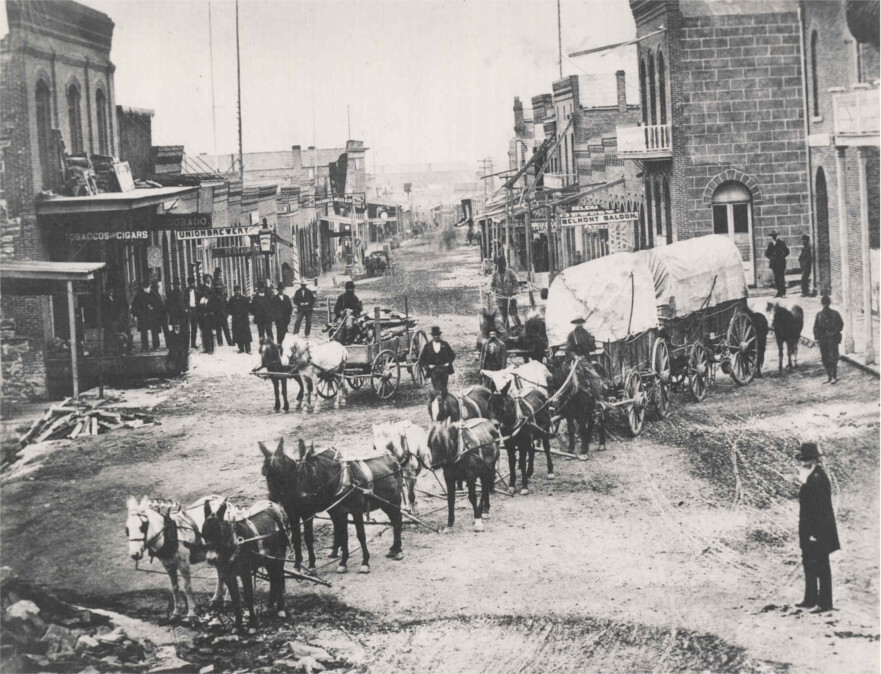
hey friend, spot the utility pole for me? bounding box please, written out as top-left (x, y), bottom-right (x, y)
top-left (557, 0), bottom-right (563, 79)
top-left (235, 0), bottom-right (244, 183)
top-left (208, 1), bottom-right (218, 169)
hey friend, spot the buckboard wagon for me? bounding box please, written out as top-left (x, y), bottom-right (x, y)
top-left (546, 235), bottom-right (758, 436)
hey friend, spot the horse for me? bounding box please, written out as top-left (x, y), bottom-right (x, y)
top-left (254, 340), bottom-right (311, 413)
top-left (767, 302), bottom-right (804, 371)
top-left (372, 420), bottom-right (432, 513)
top-left (201, 499), bottom-right (288, 631)
top-left (293, 441), bottom-right (404, 574)
top-left (125, 495), bottom-right (226, 622)
top-left (281, 334), bottom-right (348, 411)
top-left (426, 419), bottom-right (500, 532)
top-left (507, 310), bottom-right (548, 363)
top-left (547, 357), bottom-right (606, 456)
top-left (481, 360), bottom-right (552, 396)
top-left (745, 307), bottom-right (769, 378)
top-left (487, 380), bottom-right (554, 495)
top-left (428, 385), bottom-right (492, 422)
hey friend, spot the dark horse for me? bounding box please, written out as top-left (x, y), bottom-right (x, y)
top-left (426, 419), bottom-right (499, 531)
top-left (745, 307), bottom-right (769, 378)
top-left (477, 308), bottom-right (548, 363)
top-left (428, 385), bottom-right (492, 422)
top-left (253, 340), bottom-right (312, 413)
top-left (201, 499), bottom-right (287, 631)
top-left (767, 302), bottom-right (804, 371)
top-left (286, 440), bottom-right (404, 574)
top-left (547, 357), bottom-right (606, 455)
top-left (487, 381), bottom-right (554, 495)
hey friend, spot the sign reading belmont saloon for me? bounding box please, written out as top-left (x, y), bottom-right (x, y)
top-left (176, 226), bottom-right (261, 240)
top-left (561, 211), bottom-right (638, 228)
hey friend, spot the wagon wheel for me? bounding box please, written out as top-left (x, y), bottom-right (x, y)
top-left (371, 350), bottom-right (400, 399)
top-left (687, 343), bottom-right (710, 402)
top-left (624, 370), bottom-right (647, 437)
top-left (651, 338), bottom-right (671, 420)
top-left (726, 312), bottom-right (757, 386)
top-left (409, 330), bottom-right (428, 386)
top-left (315, 373), bottom-right (341, 399)
top-left (346, 373), bottom-right (365, 390)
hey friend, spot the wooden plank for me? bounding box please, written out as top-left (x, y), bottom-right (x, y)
top-left (35, 413), bottom-right (76, 443)
top-left (68, 421), bottom-right (85, 439)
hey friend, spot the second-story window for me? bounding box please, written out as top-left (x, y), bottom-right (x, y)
top-left (648, 53), bottom-right (657, 126)
top-left (96, 89), bottom-right (108, 155)
top-left (639, 58), bottom-right (648, 125)
top-left (811, 30), bottom-right (820, 117)
top-left (67, 84), bottom-right (83, 154)
top-left (35, 79), bottom-right (53, 189)
top-left (658, 51), bottom-right (667, 125)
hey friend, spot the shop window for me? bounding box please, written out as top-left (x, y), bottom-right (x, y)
top-left (67, 84), bottom-right (83, 154)
top-left (96, 89), bottom-right (108, 155)
top-left (658, 51), bottom-right (667, 125)
top-left (648, 53), bottom-right (657, 126)
top-left (811, 31), bottom-right (819, 117)
top-left (35, 79), bottom-right (52, 188)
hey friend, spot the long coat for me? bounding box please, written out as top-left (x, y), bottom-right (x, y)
top-left (418, 340), bottom-right (456, 375)
top-left (813, 307), bottom-right (843, 347)
top-left (250, 292), bottom-right (272, 324)
top-left (765, 239), bottom-right (790, 272)
top-left (166, 288), bottom-right (187, 325)
top-left (227, 295), bottom-right (252, 344)
top-left (799, 465), bottom-right (840, 554)
top-left (271, 293), bottom-right (293, 324)
top-left (566, 325), bottom-right (596, 359)
top-left (131, 289), bottom-right (163, 331)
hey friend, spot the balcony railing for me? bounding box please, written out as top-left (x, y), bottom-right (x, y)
top-left (833, 88), bottom-right (880, 146)
top-left (616, 124), bottom-right (672, 159)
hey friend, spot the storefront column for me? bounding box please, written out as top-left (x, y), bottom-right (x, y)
top-left (857, 146), bottom-right (875, 364)
top-left (835, 147), bottom-right (855, 353)
top-left (67, 281), bottom-right (79, 398)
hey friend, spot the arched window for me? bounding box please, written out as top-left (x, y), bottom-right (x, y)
top-left (35, 79), bottom-right (53, 188)
top-left (648, 53), bottom-right (657, 126)
top-left (658, 51), bottom-right (667, 125)
top-left (96, 88), bottom-right (108, 155)
top-left (811, 31), bottom-right (819, 117)
top-left (67, 84), bottom-right (83, 153)
top-left (639, 58), bottom-right (647, 125)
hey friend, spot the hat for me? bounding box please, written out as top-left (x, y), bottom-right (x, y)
top-left (770, 230), bottom-right (779, 237)
top-left (299, 278), bottom-right (308, 285)
top-left (795, 442), bottom-right (821, 461)
top-left (277, 282), bottom-right (285, 291)
top-left (430, 326), bottom-right (442, 337)
top-left (345, 280), bottom-right (355, 290)
top-left (571, 317), bottom-right (586, 325)
top-left (187, 276), bottom-right (196, 284)
top-left (821, 294), bottom-right (831, 306)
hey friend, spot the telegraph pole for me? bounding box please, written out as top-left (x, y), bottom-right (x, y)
top-left (208, 1), bottom-right (218, 169)
top-left (235, 0), bottom-right (244, 183)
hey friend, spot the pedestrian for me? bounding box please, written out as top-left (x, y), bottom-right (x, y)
top-left (813, 294), bottom-right (844, 384)
top-left (272, 282), bottom-right (293, 344)
top-left (227, 285), bottom-right (252, 354)
top-left (149, 281), bottom-right (170, 348)
top-left (765, 231), bottom-right (790, 298)
top-left (101, 285), bottom-right (130, 355)
top-left (491, 256), bottom-right (521, 329)
top-left (166, 279), bottom-right (188, 349)
top-left (479, 327), bottom-right (507, 376)
top-left (212, 286), bottom-right (231, 346)
top-left (418, 325), bottom-right (456, 394)
top-left (197, 292), bottom-right (215, 354)
top-left (185, 277), bottom-right (200, 349)
top-left (131, 280), bottom-right (161, 351)
top-left (794, 442), bottom-right (840, 613)
top-left (799, 235), bottom-right (813, 297)
top-left (250, 286), bottom-right (273, 343)
top-left (293, 279), bottom-right (316, 338)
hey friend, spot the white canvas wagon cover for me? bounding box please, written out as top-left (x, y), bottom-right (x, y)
top-left (546, 251), bottom-right (659, 346)
top-left (637, 235), bottom-right (748, 318)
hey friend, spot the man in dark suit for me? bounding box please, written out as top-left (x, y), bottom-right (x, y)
top-left (185, 277), bottom-right (201, 349)
top-left (799, 235), bottom-right (813, 297)
top-left (250, 286), bottom-right (273, 343)
top-left (272, 282), bottom-right (293, 344)
top-left (293, 279), bottom-right (316, 338)
top-left (566, 317), bottom-right (596, 359)
top-left (765, 231), bottom-right (790, 298)
top-left (813, 294), bottom-right (844, 384)
top-left (227, 285), bottom-right (252, 354)
top-left (418, 326), bottom-right (456, 394)
top-left (166, 279), bottom-right (188, 347)
top-left (795, 442), bottom-right (840, 613)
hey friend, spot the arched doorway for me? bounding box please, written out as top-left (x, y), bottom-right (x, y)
top-left (712, 180), bottom-right (755, 284)
top-left (815, 167), bottom-right (831, 294)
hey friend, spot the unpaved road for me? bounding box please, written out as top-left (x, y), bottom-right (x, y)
top-left (2, 234), bottom-right (878, 673)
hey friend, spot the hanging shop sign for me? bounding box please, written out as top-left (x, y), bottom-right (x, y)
top-left (561, 211), bottom-right (638, 227)
top-left (213, 246), bottom-right (256, 258)
top-left (156, 213), bottom-right (213, 229)
top-left (176, 226), bottom-right (260, 240)
top-left (64, 230), bottom-right (149, 242)
top-left (258, 229), bottom-right (273, 253)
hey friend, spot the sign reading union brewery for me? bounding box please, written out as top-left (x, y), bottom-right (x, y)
top-left (155, 214), bottom-right (213, 229)
top-left (176, 226), bottom-right (261, 240)
top-left (561, 211), bottom-right (639, 228)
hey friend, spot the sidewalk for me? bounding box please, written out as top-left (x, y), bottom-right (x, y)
top-left (747, 288), bottom-right (880, 376)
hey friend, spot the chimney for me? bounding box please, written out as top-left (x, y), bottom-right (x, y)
top-left (616, 70), bottom-right (627, 114)
top-left (513, 97), bottom-right (525, 135)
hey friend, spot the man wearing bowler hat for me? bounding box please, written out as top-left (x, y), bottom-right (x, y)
top-left (418, 326), bottom-right (456, 394)
top-left (794, 442), bottom-right (839, 613)
top-left (765, 230), bottom-right (790, 298)
top-left (566, 317), bottom-right (596, 360)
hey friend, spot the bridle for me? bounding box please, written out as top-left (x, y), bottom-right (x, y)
top-left (127, 512), bottom-right (165, 556)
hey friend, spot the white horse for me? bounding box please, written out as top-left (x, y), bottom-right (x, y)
top-left (480, 360), bottom-right (551, 396)
top-left (125, 495), bottom-right (227, 621)
top-left (280, 335), bottom-right (348, 412)
top-left (372, 420), bottom-right (432, 513)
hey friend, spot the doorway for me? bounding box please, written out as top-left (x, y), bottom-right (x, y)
top-left (815, 168), bottom-right (831, 294)
top-left (711, 181), bottom-right (756, 284)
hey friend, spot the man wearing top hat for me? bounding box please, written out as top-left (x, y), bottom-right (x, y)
top-left (227, 285), bottom-right (253, 354)
top-left (418, 326), bottom-right (456, 394)
top-left (272, 282), bottom-right (293, 344)
top-left (293, 279), bottom-right (316, 338)
top-left (794, 442), bottom-right (839, 613)
top-left (765, 231), bottom-right (790, 298)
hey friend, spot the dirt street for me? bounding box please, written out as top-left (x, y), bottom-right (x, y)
top-left (2, 233), bottom-right (878, 673)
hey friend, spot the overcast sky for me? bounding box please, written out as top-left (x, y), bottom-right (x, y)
top-left (4, 0), bottom-right (638, 171)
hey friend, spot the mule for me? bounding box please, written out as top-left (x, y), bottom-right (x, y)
top-left (281, 335), bottom-right (348, 411)
top-left (426, 419), bottom-right (499, 531)
top-left (254, 340), bottom-right (311, 413)
top-left (487, 380), bottom-right (554, 495)
top-left (768, 302), bottom-right (804, 371)
top-left (372, 420), bottom-right (431, 513)
top-left (547, 357), bottom-right (606, 455)
top-left (428, 385), bottom-right (492, 422)
top-left (745, 307), bottom-right (769, 378)
top-left (293, 441), bottom-right (404, 574)
top-left (201, 499), bottom-right (288, 631)
top-left (125, 495), bottom-right (225, 622)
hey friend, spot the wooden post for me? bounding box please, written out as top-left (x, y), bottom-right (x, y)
top-left (404, 296), bottom-right (410, 344)
top-left (857, 147), bottom-right (875, 365)
top-left (525, 203), bottom-right (535, 307)
top-left (326, 297), bottom-right (331, 324)
top-left (67, 281), bottom-right (79, 399)
top-left (95, 273), bottom-right (104, 398)
top-left (374, 306), bottom-right (381, 346)
top-left (547, 200), bottom-right (557, 284)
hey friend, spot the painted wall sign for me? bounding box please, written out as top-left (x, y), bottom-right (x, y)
top-left (65, 230), bottom-right (149, 242)
top-left (561, 211), bottom-right (638, 227)
top-left (176, 226), bottom-right (260, 240)
top-left (156, 213), bottom-right (213, 229)
top-left (212, 246), bottom-right (255, 258)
